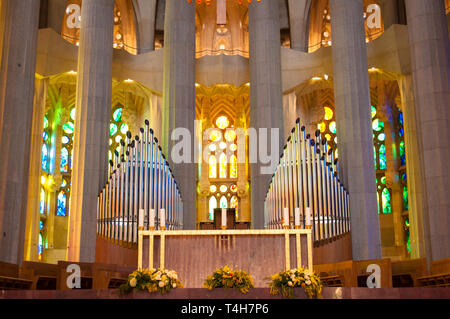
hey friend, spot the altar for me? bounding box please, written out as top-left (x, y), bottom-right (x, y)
top-left (138, 229), bottom-right (313, 288)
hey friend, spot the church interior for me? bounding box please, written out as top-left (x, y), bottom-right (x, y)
top-left (0, 0), bottom-right (449, 299)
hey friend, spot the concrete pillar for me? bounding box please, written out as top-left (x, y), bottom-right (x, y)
top-left (133, 0), bottom-right (157, 53)
top-left (68, 0), bottom-right (114, 262)
top-left (397, 75), bottom-right (430, 260)
top-left (0, 0), bottom-right (40, 264)
top-left (24, 78), bottom-right (48, 262)
top-left (162, 0), bottom-right (196, 229)
top-left (405, 0), bottom-right (450, 261)
top-left (287, 0), bottom-right (312, 52)
top-left (330, 0), bottom-right (382, 260)
top-left (249, 0), bottom-right (284, 229)
top-left (47, 0), bottom-right (67, 34)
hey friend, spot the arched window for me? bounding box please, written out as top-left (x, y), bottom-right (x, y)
top-left (209, 155), bottom-right (217, 178)
top-left (219, 153), bottom-right (227, 178)
top-left (209, 196), bottom-right (217, 220)
top-left (219, 196), bottom-right (228, 209)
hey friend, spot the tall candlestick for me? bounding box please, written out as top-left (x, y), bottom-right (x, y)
top-left (149, 209), bottom-right (155, 230)
top-left (283, 207), bottom-right (289, 229)
top-left (160, 208), bottom-right (166, 230)
top-left (294, 208), bottom-right (301, 229)
top-left (221, 208), bottom-right (227, 229)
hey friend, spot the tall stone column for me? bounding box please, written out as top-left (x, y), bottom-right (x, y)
top-left (379, 0), bottom-right (399, 29)
top-left (162, 0), bottom-right (196, 229)
top-left (397, 75), bottom-right (430, 260)
top-left (405, 0), bottom-right (450, 261)
top-left (330, 0), bottom-right (381, 260)
top-left (68, 0), bottom-right (114, 262)
top-left (287, 0), bottom-right (312, 52)
top-left (24, 78), bottom-right (49, 262)
top-left (0, 0), bottom-right (40, 264)
top-left (249, 0), bottom-right (284, 229)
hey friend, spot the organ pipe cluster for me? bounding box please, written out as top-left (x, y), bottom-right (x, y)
top-left (265, 118), bottom-right (351, 242)
top-left (97, 120), bottom-right (183, 244)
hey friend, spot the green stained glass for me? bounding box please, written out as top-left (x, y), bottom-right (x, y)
top-left (372, 119), bottom-right (384, 132)
top-left (110, 123), bottom-right (118, 136)
top-left (379, 144), bottom-right (387, 170)
top-left (120, 123), bottom-right (129, 135)
top-left (374, 146), bottom-right (377, 169)
top-left (70, 108), bottom-right (76, 121)
top-left (329, 121), bottom-right (337, 134)
top-left (382, 188), bottom-right (391, 214)
top-left (62, 122), bottom-right (74, 134)
top-left (381, 176), bottom-right (386, 185)
top-left (377, 192), bottom-right (380, 214)
top-left (371, 106), bottom-right (377, 118)
top-left (113, 108), bottom-right (122, 122)
top-left (43, 116), bottom-right (48, 129)
top-left (403, 186), bottom-right (409, 211)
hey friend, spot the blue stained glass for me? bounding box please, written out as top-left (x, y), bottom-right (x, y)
top-left (43, 131), bottom-right (48, 141)
top-left (374, 146), bottom-right (377, 169)
top-left (39, 221), bottom-right (43, 230)
top-left (403, 186), bottom-right (409, 211)
top-left (38, 234), bottom-right (43, 259)
top-left (62, 136), bottom-right (70, 144)
top-left (400, 141), bottom-right (406, 166)
top-left (56, 191), bottom-right (67, 216)
top-left (41, 144), bottom-right (48, 171)
top-left (402, 173), bottom-right (407, 182)
top-left (399, 128), bottom-right (404, 137)
top-left (40, 188), bottom-right (45, 214)
top-left (61, 147), bottom-right (69, 172)
top-left (377, 192), bottom-right (380, 214)
top-left (399, 112), bottom-right (404, 126)
top-left (382, 188), bottom-right (391, 214)
top-left (379, 144), bottom-right (387, 170)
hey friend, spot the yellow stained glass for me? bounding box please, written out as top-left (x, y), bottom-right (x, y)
top-left (324, 107), bottom-right (334, 120)
top-left (325, 134), bottom-right (331, 141)
top-left (216, 116), bottom-right (230, 129)
top-left (210, 185), bottom-right (217, 193)
top-left (230, 195), bottom-right (238, 217)
top-left (219, 153), bottom-right (227, 178)
top-left (230, 144), bottom-right (237, 152)
top-left (335, 149), bottom-right (339, 159)
top-left (210, 129), bottom-right (222, 142)
top-left (230, 155), bottom-right (237, 178)
top-left (224, 130), bottom-right (236, 142)
top-left (318, 122), bottom-right (326, 133)
top-left (209, 155), bottom-right (217, 178)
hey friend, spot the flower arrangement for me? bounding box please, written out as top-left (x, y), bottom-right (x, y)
top-left (119, 268), bottom-right (183, 295)
top-left (267, 267), bottom-right (322, 299)
top-left (203, 265), bottom-right (254, 294)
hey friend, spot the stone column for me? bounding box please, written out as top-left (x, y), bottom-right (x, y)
top-left (0, 0), bottom-right (40, 264)
top-left (24, 78), bottom-right (48, 262)
top-left (330, 0), bottom-right (381, 260)
top-left (68, 0), bottom-right (114, 262)
top-left (133, 0), bottom-right (157, 53)
top-left (405, 0), bottom-right (450, 261)
top-left (397, 75), bottom-right (430, 260)
top-left (249, 0), bottom-right (284, 229)
top-left (379, 0), bottom-right (399, 29)
top-left (287, 0), bottom-right (312, 52)
top-left (378, 80), bottom-right (405, 257)
top-left (162, 0), bottom-right (196, 229)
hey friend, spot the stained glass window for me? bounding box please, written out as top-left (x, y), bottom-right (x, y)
top-left (230, 196), bottom-right (238, 218)
top-left (40, 188), bottom-right (45, 215)
top-left (216, 116), bottom-right (230, 129)
top-left (219, 153), bottom-right (227, 178)
top-left (324, 107), bottom-right (334, 120)
top-left (230, 155), bottom-right (237, 178)
top-left (70, 108), bottom-right (76, 121)
top-left (113, 108), bottom-right (122, 122)
top-left (62, 122), bottom-right (74, 134)
top-left (382, 188), bottom-right (391, 214)
top-left (219, 196), bottom-right (228, 209)
top-left (399, 141), bottom-right (406, 166)
top-left (57, 191), bottom-right (67, 217)
top-left (41, 144), bottom-right (49, 171)
top-left (210, 185), bottom-right (217, 193)
top-left (379, 145), bottom-right (386, 169)
top-left (61, 147), bottom-right (69, 172)
top-left (110, 123), bottom-right (118, 136)
top-left (38, 233), bottom-right (44, 261)
top-left (209, 155), bottom-right (217, 178)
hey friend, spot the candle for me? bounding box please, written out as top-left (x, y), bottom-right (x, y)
top-left (306, 207), bottom-right (312, 228)
top-left (221, 208), bottom-right (227, 229)
top-left (149, 209), bottom-right (155, 230)
top-left (160, 209), bottom-right (166, 230)
top-left (138, 209), bottom-right (144, 230)
top-left (283, 207), bottom-right (289, 229)
top-left (294, 208), bottom-right (301, 229)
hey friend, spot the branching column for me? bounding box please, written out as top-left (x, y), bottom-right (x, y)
top-left (68, 0), bottom-right (114, 262)
top-left (0, 0), bottom-right (40, 264)
top-left (330, 0), bottom-right (381, 259)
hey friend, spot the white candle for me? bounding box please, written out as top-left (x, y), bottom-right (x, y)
top-left (138, 209), bottom-right (144, 229)
top-left (283, 208), bottom-right (289, 228)
top-left (221, 208), bottom-right (227, 229)
top-left (160, 209), bottom-right (166, 230)
top-left (306, 207), bottom-right (312, 227)
top-left (149, 209), bottom-right (155, 229)
top-left (294, 208), bottom-right (301, 228)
